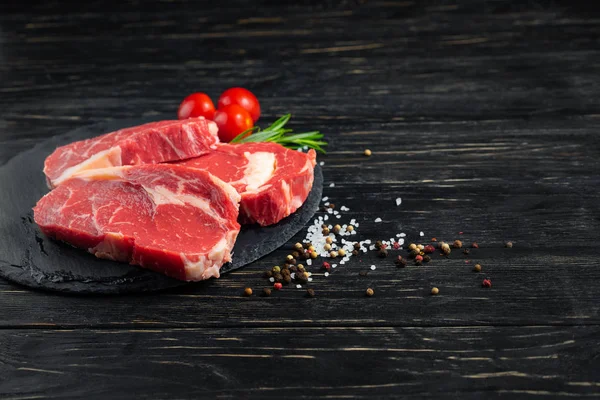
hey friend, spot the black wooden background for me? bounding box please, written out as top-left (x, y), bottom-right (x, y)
top-left (1, 0), bottom-right (600, 398)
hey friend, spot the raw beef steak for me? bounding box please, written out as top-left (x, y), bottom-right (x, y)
top-left (176, 142), bottom-right (316, 226)
top-left (44, 118), bottom-right (219, 188)
top-left (33, 164), bottom-right (241, 281)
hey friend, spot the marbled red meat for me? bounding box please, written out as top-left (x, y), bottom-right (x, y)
top-left (176, 142), bottom-right (316, 226)
top-left (33, 164), bottom-right (241, 281)
top-left (44, 118), bottom-right (219, 188)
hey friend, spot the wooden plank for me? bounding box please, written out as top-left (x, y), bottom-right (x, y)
top-left (0, 326), bottom-right (598, 399)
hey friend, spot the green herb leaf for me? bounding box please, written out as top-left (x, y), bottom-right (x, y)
top-left (230, 114), bottom-right (327, 153)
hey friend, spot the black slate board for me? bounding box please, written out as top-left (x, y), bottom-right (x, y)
top-left (0, 118), bottom-right (323, 294)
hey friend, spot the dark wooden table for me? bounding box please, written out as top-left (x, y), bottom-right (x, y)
top-left (1, 1), bottom-right (600, 398)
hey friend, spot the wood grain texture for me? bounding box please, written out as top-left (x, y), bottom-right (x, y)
top-left (0, 0), bottom-right (599, 397)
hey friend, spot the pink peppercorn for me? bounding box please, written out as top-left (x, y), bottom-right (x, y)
top-left (393, 242), bottom-right (401, 250)
top-left (415, 255), bottom-right (423, 262)
top-left (423, 245), bottom-right (435, 254)
top-left (482, 279), bottom-right (492, 288)
top-left (322, 262), bottom-right (331, 271)
top-left (273, 282), bottom-right (283, 290)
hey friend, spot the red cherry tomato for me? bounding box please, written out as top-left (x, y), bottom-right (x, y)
top-left (213, 104), bottom-right (254, 142)
top-left (217, 87), bottom-right (261, 122)
top-left (177, 93), bottom-right (216, 120)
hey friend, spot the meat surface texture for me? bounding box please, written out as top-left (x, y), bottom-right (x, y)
top-left (176, 142), bottom-right (316, 226)
top-left (44, 118), bottom-right (219, 188)
top-left (33, 164), bottom-right (241, 281)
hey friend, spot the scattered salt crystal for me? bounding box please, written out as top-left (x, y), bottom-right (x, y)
top-left (291, 273), bottom-right (296, 279)
top-left (400, 233), bottom-right (406, 237)
top-left (329, 183), bottom-right (335, 187)
top-left (420, 231), bottom-right (424, 237)
top-left (336, 215), bottom-right (341, 219)
top-left (324, 202), bottom-right (330, 206)
top-left (340, 206), bottom-right (350, 211)
top-left (324, 215), bottom-right (329, 221)
top-left (333, 211), bottom-right (339, 215)
top-left (324, 272), bottom-right (329, 277)
top-left (351, 231), bottom-right (357, 235)
top-left (365, 240), bottom-right (372, 244)
top-left (350, 219), bottom-right (356, 225)
top-left (332, 264), bottom-right (338, 268)
top-left (369, 245), bottom-right (375, 250)
top-left (308, 277), bottom-right (313, 282)
top-left (370, 265), bottom-right (376, 270)
top-left (307, 272), bottom-right (312, 277)
top-left (269, 277), bottom-right (275, 282)
top-left (396, 197), bottom-right (402, 206)
top-left (303, 145), bottom-right (308, 150)
top-left (306, 259), bottom-right (312, 266)
top-left (340, 260), bottom-right (345, 265)
top-left (296, 284), bottom-right (302, 288)
top-left (375, 218), bottom-right (382, 223)
top-left (322, 196), bottom-right (329, 202)
top-left (319, 161), bottom-right (325, 166)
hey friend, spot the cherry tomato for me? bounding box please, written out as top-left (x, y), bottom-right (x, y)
top-left (177, 93), bottom-right (216, 120)
top-left (217, 87), bottom-right (261, 122)
top-left (213, 104), bottom-right (254, 142)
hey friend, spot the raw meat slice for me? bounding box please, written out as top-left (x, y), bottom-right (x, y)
top-left (44, 118), bottom-right (219, 188)
top-left (176, 142), bottom-right (316, 226)
top-left (33, 164), bottom-right (241, 281)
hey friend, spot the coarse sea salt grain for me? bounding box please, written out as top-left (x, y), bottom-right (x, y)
top-left (322, 196), bottom-right (329, 202)
top-left (336, 215), bottom-right (341, 219)
top-left (370, 265), bottom-right (376, 270)
top-left (306, 259), bottom-right (312, 266)
top-left (375, 218), bottom-right (382, 222)
top-left (308, 277), bottom-right (313, 282)
top-left (324, 272), bottom-right (329, 277)
top-left (329, 183), bottom-right (335, 187)
top-left (319, 161), bottom-right (325, 166)
top-left (296, 284), bottom-right (302, 289)
top-left (269, 277), bottom-right (275, 282)
top-left (332, 264), bottom-right (338, 268)
top-left (420, 231), bottom-right (424, 237)
top-left (396, 197), bottom-right (402, 206)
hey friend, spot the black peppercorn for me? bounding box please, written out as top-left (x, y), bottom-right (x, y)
top-left (354, 242), bottom-right (361, 250)
top-left (292, 251), bottom-right (300, 258)
top-left (283, 275), bottom-right (292, 284)
top-left (375, 240), bottom-right (383, 250)
top-left (359, 271), bottom-right (369, 277)
top-left (329, 203), bottom-right (335, 209)
top-left (264, 270), bottom-right (273, 278)
top-left (352, 249), bottom-right (360, 256)
top-left (409, 249), bottom-right (419, 258)
top-left (395, 256), bottom-right (407, 268)
top-left (306, 288), bottom-right (315, 298)
top-left (378, 249), bottom-right (388, 258)
top-left (296, 271), bottom-right (308, 283)
top-left (262, 288), bottom-right (272, 297)
top-left (290, 266), bottom-right (298, 273)
top-left (463, 249), bottom-right (470, 255)
top-left (274, 273), bottom-right (283, 282)
top-left (288, 258), bottom-right (297, 265)
top-left (423, 255), bottom-right (431, 263)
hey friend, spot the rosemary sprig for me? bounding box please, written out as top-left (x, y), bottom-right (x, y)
top-left (230, 114), bottom-right (327, 153)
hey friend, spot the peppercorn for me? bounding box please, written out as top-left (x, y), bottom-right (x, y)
top-left (326, 237), bottom-right (334, 245)
top-left (347, 225), bottom-right (354, 232)
top-left (395, 256), bottom-right (407, 268)
top-left (273, 282), bottom-right (283, 290)
top-left (290, 266), bottom-right (298, 273)
top-left (409, 249), bottom-right (419, 258)
top-left (274, 273), bottom-right (283, 282)
top-left (375, 240), bottom-right (383, 250)
top-left (393, 242), bottom-right (401, 250)
top-left (283, 275), bottom-right (292, 284)
top-left (262, 288), bottom-right (272, 297)
top-left (431, 287), bottom-right (439, 295)
top-left (423, 255), bottom-right (431, 263)
top-left (431, 238), bottom-right (437, 242)
top-left (272, 265), bottom-right (281, 273)
top-left (285, 255), bottom-right (293, 262)
top-left (415, 260), bottom-right (422, 266)
top-left (294, 242), bottom-right (303, 251)
top-left (324, 243), bottom-right (332, 251)
top-left (505, 241), bottom-right (513, 248)
top-left (281, 268), bottom-right (291, 275)
top-left (338, 249), bottom-right (346, 257)
top-left (291, 251), bottom-right (300, 259)
top-left (328, 203), bottom-right (335, 209)
top-left (310, 251), bottom-right (318, 259)
top-left (296, 271), bottom-right (308, 282)
top-left (352, 249), bottom-right (360, 256)
top-left (359, 271), bottom-right (369, 277)
top-left (333, 224), bottom-right (341, 233)
top-left (308, 245), bottom-right (315, 252)
top-left (415, 255), bottom-right (423, 262)
top-left (243, 287), bottom-right (252, 296)
top-left (288, 258), bottom-right (297, 265)
top-left (297, 264), bottom-right (305, 272)
top-left (417, 244), bottom-right (424, 251)
top-left (322, 227), bottom-right (330, 235)
top-left (365, 288), bottom-right (374, 296)
top-left (354, 242), bottom-right (361, 250)
top-left (306, 288), bottom-right (315, 298)
top-left (304, 242), bottom-right (312, 249)
top-left (264, 270), bottom-right (273, 278)
top-left (474, 263), bottom-right (482, 272)
top-left (441, 243), bottom-right (451, 255)
top-left (482, 278), bottom-right (492, 288)
top-left (330, 251), bottom-right (338, 258)
top-left (408, 243), bottom-right (417, 251)
top-left (452, 240), bottom-right (463, 249)
top-left (322, 262), bottom-right (331, 271)
top-left (364, 149), bottom-right (372, 156)
top-left (423, 245), bottom-right (435, 254)
top-left (378, 249), bottom-right (388, 258)
top-left (471, 242), bottom-right (479, 249)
